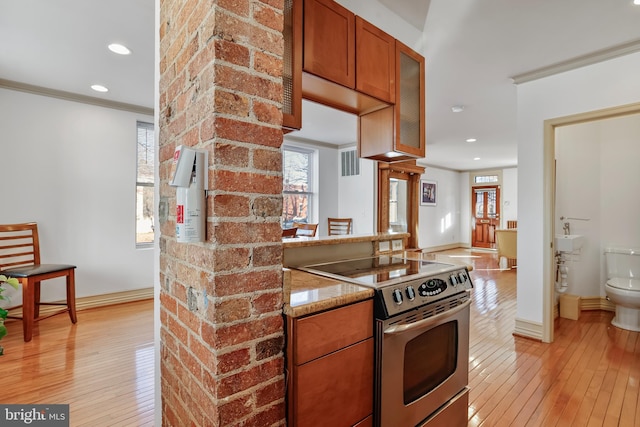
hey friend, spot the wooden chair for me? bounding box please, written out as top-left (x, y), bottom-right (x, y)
top-left (495, 229), bottom-right (517, 269)
top-left (327, 218), bottom-right (352, 235)
top-left (507, 220), bottom-right (518, 229)
top-left (0, 222), bottom-right (77, 342)
top-left (282, 227), bottom-right (298, 238)
top-left (293, 222), bottom-right (318, 237)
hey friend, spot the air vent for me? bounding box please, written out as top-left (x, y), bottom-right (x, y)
top-left (341, 149), bottom-right (360, 177)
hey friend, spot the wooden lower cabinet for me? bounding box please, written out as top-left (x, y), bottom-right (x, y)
top-left (287, 299), bottom-right (374, 426)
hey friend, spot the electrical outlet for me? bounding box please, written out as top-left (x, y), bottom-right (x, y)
top-left (392, 239), bottom-right (403, 251)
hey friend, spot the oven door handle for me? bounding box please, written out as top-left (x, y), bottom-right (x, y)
top-left (384, 299), bottom-right (471, 335)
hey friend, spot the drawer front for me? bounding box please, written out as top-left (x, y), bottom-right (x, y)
top-left (294, 299), bottom-right (373, 364)
top-left (294, 338), bottom-right (374, 426)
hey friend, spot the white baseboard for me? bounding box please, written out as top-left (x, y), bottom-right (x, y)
top-left (513, 317), bottom-right (543, 341)
top-left (580, 296), bottom-right (615, 312)
top-left (8, 288), bottom-right (153, 317)
top-left (419, 243), bottom-right (469, 253)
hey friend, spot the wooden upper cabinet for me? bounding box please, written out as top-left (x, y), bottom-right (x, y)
top-left (282, 0), bottom-right (303, 131)
top-left (358, 40), bottom-right (425, 162)
top-left (303, 0), bottom-right (355, 89)
top-left (394, 39), bottom-right (425, 158)
top-left (355, 17), bottom-right (395, 103)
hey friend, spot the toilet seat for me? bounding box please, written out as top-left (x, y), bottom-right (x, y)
top-left (607, 277), bottom-right (640, 292)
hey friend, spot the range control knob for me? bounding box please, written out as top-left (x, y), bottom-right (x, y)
top-left (458, 271), bottom-right (468, 283)
top-left (406, 286), bottom-right (416, 301)
top-left (450, 274), bottom-right (459, 286)
top-left (392, 289), bottom-right (403, 305)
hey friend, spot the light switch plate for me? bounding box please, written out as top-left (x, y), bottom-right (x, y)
top-left (379, 241), bottom-right (390, 252)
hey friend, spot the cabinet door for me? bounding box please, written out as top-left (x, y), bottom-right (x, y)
top-left (394, 40), bottom-right (425, 158)
top-left (283, 0), bottom-right (302, 131)
top-left (293, 338), bottom-right (374, 426)
top-left (303, 0), bottom-right (355, 88)
top-left (356, 17), bottom-right (395, 103)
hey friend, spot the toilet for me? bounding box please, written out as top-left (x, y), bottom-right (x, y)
top-left (604, 247), bottom-right (640, 332)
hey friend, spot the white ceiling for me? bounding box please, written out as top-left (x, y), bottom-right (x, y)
top-left (2, 0), bottom-right (639, 171)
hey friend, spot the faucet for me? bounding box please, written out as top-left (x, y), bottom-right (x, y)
top-left (563, 222), bottom-right (570, 235)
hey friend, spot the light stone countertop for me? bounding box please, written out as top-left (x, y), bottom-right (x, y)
top-left (283, 268), bottom-right (374, 318)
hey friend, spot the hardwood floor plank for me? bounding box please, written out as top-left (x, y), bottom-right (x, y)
top-left (0, 300), bottom-right (154, 426)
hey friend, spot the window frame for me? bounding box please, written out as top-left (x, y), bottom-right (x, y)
top-left (135, 121), bottom-right (155, 248)
top-left (282, 144), bottom-right (316, 228)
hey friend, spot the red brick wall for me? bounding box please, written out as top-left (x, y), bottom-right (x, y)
top-left (158, 0), bottom-right (285, 425)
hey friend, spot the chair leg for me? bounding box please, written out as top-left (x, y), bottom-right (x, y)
top-left (21, 278), bottom-right (34, 342)
top-left (67, 269), bottom-right (77, 324)
top-left (34, 280), bottom-right (41, 319)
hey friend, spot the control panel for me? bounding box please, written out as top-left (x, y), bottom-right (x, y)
top-left (380, 267), bottom-right (473, 317)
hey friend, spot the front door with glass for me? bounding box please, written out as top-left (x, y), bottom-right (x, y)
top-left (472, 185), bottom-right (500, 248)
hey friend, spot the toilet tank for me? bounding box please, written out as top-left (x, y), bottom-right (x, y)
top-left (605, 248), bottom-right (640, 279)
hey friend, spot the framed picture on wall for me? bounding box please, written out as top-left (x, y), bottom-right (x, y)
top-left (420, 180), bottom-right (437, 206)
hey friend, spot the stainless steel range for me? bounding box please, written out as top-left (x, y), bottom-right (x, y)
top-left (299, 254), bottom-right (473, 427)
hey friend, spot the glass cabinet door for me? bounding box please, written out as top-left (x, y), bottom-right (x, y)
top-left (395, 41), bottom-right (425, 157)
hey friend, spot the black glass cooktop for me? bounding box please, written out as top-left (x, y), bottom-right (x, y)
top-left (299, 256), bottom-right (457, 287)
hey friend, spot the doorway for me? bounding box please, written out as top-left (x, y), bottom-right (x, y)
top-left (471, 185), bottom-right (500, 249)
top-left (543, 102), bottom-right (640, 343)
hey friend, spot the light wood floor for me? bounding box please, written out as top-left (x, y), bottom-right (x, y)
top-left (2, 250), bottom-right (638, 426)
top-left (1, 300), bottom-right (154, 427)
top-left (441, 248), bottom-right (639, 427)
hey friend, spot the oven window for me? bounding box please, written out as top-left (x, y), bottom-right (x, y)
top-left (403, 320), bottom-right (458, 404)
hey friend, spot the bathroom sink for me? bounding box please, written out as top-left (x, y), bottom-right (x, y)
top-left (555, 234), bottom-right (584, 252)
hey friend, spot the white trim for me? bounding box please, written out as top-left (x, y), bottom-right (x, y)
top-left (513, 317), bottom-right (543, 341)
top-left (0, 78), bottom-right (154, 116)
top-left (8, 288), bottom-right (153, 317)
top-left (511, 39), bottom-right (640, 84)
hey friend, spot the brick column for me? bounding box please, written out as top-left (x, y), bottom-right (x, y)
top-left (158, 1), bottom-right (285, 425)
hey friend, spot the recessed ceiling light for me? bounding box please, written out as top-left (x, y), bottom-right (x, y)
top-left (473, 157), bottom-right (481, 161)
top-left (466, 138), bottom-right (477, 143)
top-left (451, 105), bottom-right (464, 113)
top-left (91, 84), bottom-right (109, 93)
top-left (108, 43), bottom-right (131, 55)
top-left (635, 0), bottom-right (640, 5)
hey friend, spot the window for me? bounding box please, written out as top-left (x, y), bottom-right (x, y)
top-left (474, 175), bottom-right (498, 184)
top-left (389, 178), bottom-right (399, 223)
top-left (282, 146), bottom-right (314, 228)
top-left (136, 121), bottom-right (155, 246)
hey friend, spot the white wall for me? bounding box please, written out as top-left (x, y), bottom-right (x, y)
top-left (501, 167), bottom-right (518, 225)
top-left (337, 152), bottom-right (376, 235)
top-left (0, 88), bottom-right (155, 305)
top-left (556, 115), bottom-right (640, 297)
top-left (516, 51), bottom-right (640, 333)
top-left (418, 167), bottom-right (462, 248)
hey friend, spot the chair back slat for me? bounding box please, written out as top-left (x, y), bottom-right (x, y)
top-left (292, 222), bottom-right (318, 237)
top-left (327, 218), bottom-right (352, 236)
top-left (0, 222), bottom-right (41, 270)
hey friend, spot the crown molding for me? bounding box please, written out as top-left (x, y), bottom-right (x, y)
top-left (511, 39), bottom-right (640, 84)
top-left (0, 78), bottom-right (154, 116)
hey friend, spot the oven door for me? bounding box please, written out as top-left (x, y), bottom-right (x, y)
top-left (376, 294), bottom-right (470, 427)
